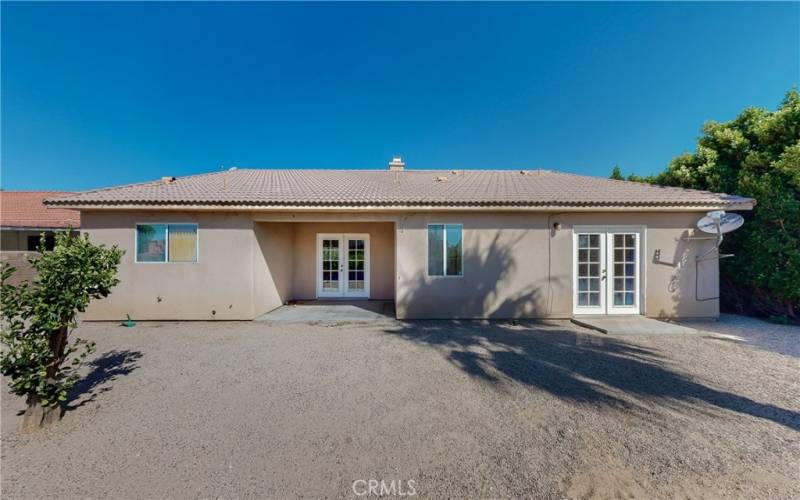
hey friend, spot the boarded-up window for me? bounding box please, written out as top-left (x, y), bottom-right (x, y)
top-left (167, 224), bottom-right (198, 262)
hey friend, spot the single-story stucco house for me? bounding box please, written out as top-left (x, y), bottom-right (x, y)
top-left (1, 191), bottom-right (81, 285)
top-left (1, 191), bottom-right (80, 251)
top-left (44, 158), bottom-right (755, 321)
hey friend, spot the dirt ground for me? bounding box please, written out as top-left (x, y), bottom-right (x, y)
top-left (2, 316), bottom-right (798, 499)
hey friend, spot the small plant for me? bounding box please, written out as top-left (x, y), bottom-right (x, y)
top-left (0, 231), bottom-right (123, 432)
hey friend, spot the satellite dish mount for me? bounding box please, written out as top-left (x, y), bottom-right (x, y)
top-left (690, 210), bottom-right (745, 261)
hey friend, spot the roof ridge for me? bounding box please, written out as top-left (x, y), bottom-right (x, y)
top-left (226, 168), bottom-right (556, 173)
top-left (44, 167), bottom-right (755, 209)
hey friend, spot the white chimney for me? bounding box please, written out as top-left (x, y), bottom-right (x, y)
top-left (388, 156), bottom-right (405, 171)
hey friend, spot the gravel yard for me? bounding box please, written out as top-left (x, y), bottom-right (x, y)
top-left (678, 313), bottom-right (800, 358)
top-left (2, 316), bottom-right (799, 499)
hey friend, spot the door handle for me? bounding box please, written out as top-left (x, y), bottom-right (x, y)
top-left (601, 269), bottom-right (607, 280)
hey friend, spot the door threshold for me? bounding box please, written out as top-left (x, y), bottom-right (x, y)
top-left (306, 298), bottom-right (371, 302)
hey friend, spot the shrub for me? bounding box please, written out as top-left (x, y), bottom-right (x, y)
top-left (1, 231), bottom-right (123, 432)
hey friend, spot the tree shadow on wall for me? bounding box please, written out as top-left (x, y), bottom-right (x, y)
top-left (401, 232), bottom-right (567, 319)
top-left (651, 229), bottom-right (719, 319)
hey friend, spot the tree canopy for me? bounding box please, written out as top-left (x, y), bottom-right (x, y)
top-left (612, 89), bottom-right (800, 321)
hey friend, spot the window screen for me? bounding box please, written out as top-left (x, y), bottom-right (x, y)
top-left (136, 224), bottom-right (167, 262)
top-left (428, 224), bottom-right (462, 276)
top-left (428, 224), bottom-right (444, 275)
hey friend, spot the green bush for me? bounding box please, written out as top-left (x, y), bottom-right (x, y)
top-left (613, 89), bottom-right (799, 321)
top-left (1, 231), bottom-right (123, 431)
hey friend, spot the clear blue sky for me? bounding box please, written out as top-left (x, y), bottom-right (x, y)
top-left (2, 2), bottom-right (798, 191)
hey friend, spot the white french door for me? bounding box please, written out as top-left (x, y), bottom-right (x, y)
top-left (573, 228), bottom-right (642, 315)
top-left (316, 234), bottom-right (370, 298)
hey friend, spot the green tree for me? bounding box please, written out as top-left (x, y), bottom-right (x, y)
top-left (1, 231), bottom-right (123, 432)
top-left (617, 89), bottom-right (800, 321)
top-left (609, 165), bottom-right (656, 183)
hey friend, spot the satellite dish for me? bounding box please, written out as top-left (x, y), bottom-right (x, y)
top-left (697, 211), bottom-right (744, 234)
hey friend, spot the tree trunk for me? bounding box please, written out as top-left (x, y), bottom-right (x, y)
top-left (18, 395), bottom-right (63, 433)
top-left (18, 325), bottom-right (70, 433)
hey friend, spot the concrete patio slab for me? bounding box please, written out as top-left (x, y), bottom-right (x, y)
top-left (571, 315), bottom-right (699, 335)
top-left (255, 300), bottom-right (395, 323)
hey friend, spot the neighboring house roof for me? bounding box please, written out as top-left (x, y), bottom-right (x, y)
top-left (44, 169), bottom-right (755, 210)
top-left (1, 191), bottom-right (80, 229)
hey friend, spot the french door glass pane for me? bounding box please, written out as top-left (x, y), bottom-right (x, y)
top-left (347, 239), bottom-right (365, 291)
top-left (322, 239), bottom-right (339, 291)
top-left (612, 233), bottom-right (636, 306)
top-left (577, 233), bottom-right (601, 307)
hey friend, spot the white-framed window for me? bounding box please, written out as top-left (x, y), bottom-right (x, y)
top-left (135, 223), bottom-right (198, 263)
top-left (427, 223), bottom-right (463, 277)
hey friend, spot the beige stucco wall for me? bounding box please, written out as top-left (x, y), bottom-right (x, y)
top-left (395, 211), bottom-right (720, 320)
top-left (79, 213), bottom-right (395, 320)
top-left (290, 221), bottom-right (396, 300)
top-left (80, 211), bottom-right (259, 320)
top-left (253, 222), bottom-right (295, 316)
top-left (79, 209), bottom-right (722, 321)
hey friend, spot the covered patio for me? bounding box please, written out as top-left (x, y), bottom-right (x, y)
top-left (253, 217), bottom-right (396, 317)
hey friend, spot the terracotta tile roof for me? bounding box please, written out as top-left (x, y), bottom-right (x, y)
top-left (44, 169), bottom-right (755, 210)
top-left (1, 191), bottom-right (80, 228)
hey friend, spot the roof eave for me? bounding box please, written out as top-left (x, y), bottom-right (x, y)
top-left (0, 225), bottom-right (79, 231)
top-left (43, 200), bottom-right (756, 212)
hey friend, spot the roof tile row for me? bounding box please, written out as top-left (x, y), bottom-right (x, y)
top-left (44, 169), bottom-right (755, 209)
top-left (1, 191), bottom-right (80, 228)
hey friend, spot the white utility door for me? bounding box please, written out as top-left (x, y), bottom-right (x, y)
top-left (573, 229), bottom-right (642, 315)
top-left (316, 233), bottom-right (370, 298)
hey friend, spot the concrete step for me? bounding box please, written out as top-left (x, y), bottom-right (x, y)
top-left (571, 316), bottom-right (699, 335)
